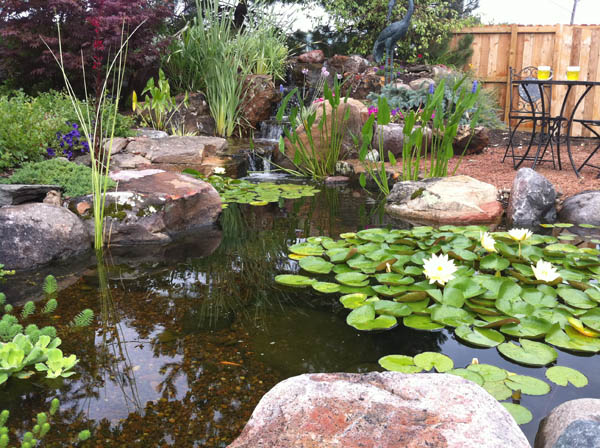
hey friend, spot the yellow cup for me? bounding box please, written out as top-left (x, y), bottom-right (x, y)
top-left (537, 66), bottom-right (551, 80)
top-left (567, 66), bottom-right (580, 80)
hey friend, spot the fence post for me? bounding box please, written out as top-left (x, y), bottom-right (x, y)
top-left (504, 24), bottom-right (519, 123)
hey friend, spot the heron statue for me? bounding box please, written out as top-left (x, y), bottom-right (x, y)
top-left (373, 0), bottom-right (415, 84)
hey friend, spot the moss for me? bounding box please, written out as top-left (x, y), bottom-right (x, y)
top-left (104, 202), bottom-right (128, 221)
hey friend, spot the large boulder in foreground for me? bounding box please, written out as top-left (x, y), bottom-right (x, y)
top-left (0, 184), bottom-right (61, 207)
top-left (535, 399), bottom-right (600, 448)
top-left (558, 190), bottom-right (600, 226)
top-left (507, 168), bottom-right (557, 230)
top-left (0, 203), bottom-right (90, 270)
top-left (228, 372), bottom-right (529, 448)
top-left (70, 170), bottom-right (222, 246)
top-left (386, 176), bottom-right (503, 226)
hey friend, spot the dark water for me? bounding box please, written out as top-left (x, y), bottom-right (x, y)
top-left (1, 186), bottom-right (599, 447)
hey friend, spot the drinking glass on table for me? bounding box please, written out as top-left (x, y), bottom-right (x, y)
top-left (567, 66), bottom-right (580, 80)
top-left (537, 66), bottom-right (551, 80)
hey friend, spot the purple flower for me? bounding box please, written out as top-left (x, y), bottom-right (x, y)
top-left (279, 84), bottom-right (284, 93)
top-left (63, 149), bottom-right (73, 160)
top-left (46, 148), bottom-right (56, 157)
top-left (302, 68), bottom-right (309, 75)
top-left (368, 106), bottom-right (378, 116)
top-left (397, 72), bottom-right (402, 76)
top-left (72, 123), bottom-right (78, 129)
top-left (429, 83), bottom-right (435, 94)
top-left (391, 108), bottom-right (400, 116)
top-left (472, 80), bottom-right (479, 93)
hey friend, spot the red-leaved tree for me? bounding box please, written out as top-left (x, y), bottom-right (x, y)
top-left (0, 0), bottom-right (175, 93)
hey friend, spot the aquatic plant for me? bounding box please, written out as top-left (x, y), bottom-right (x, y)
top-left (69, 309), bottom-right (95, 328)
top-left (277, 225), bottom-right (600, 357)
top-left (43, 275), bottom-right (57, 296)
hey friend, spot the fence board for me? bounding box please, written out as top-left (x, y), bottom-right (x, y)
top-left (452, 25), bottom-right (600, 136)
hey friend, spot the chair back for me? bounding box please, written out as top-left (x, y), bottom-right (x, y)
top-left (509, 66), bottom-right (553, 118)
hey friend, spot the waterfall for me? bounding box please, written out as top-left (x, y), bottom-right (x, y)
top-left (258, 120), bottom-right (283, 141)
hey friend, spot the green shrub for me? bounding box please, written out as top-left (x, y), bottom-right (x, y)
top-left (369, 73), bottom-right (504, 130)
top-left (0, 90), bottom-right (133, 170)
top-left (0, 159), bottom-right (116, 197)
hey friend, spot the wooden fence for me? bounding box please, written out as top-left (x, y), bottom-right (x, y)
top-left (452, 25), bottom-right (600, 136)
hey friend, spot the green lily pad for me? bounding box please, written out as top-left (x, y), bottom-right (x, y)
top-left (483, 380), bottom-right (513, 400)
top-left (558, 287), bottom-right (597, 309)
top-left (480, 254), bottom-right (510, 271)
top-left (497, 339), bottom-right (558, 366)
top-left (340, 293), bottom-right (368, 309)
top-left (581, 308), bottom-right (600, 332)
top-left (327, 247), bottom-right (358, 263)
top-left (299, 256), bottom-right (334, 274)
top-left (500, 317), bottom-right (553, 339)
top-left (373, 300), bottom-right (412, 317)
top-left (430, 305), bottom-right (475, 327)
top-left (403, 315), bottom-right (444, 331)
top-left (372, 285), bottom-right (410, 298)
top-left (447, 368), bottom-right (484, 386)
top-left (545, 366), bottom-right (588, 387)
top-left (333, 264), bottom-right (354, 274)
top-left (413, 352), bottom-right (454, 372)
top-left (545, 324), bottom-right (600, 353)
top-left (505, 374), bottom-right (551, 395)
top-left (496, 297), bottom-right (535, 318)
top-left (502, 403), bottom-right (533, 425)
top-left (347, 304), bottom-right (397, 331)
top-left (378, 355), bottom-right (423, 373)
top-left (441, 287), bottom-right (466, 308)
top-left (311, 282), bottom-right (341, 294)
top-left (455, 325), bottom-right (505, 348)
top-left (289, 242), bottom-right (323, 256)
top-left (467, 363), bottom-right (507, 382)
top-left (274, 274), bottom-right (315, 288)
top-left (375, 273), bottom-right (415, 286)
top-left (335, 272), bottom-right (370, 287)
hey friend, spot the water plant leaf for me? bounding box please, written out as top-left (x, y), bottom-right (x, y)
top-left (375, 273), bottom-right (415, 286)
top-left (505, 374), bottom-right (551, 395)
top-left (502, 403), bottom-right (533, 425)
top-left (497, 339), bottom-right (558, 366)
top-left (455, 325), bottom-right (505, 348)
top-left (289, 242), bottom-right (323, 256)
top-left (274, 274), bottom-right (315, 288)
top-left (480, 254), bottom-right (510, 271)
top-left (352, 315), bottom-right (398, 331)
top-left (340, 293), bottom-right (368, 309)
top-left (378, 355), bottom-right (423, 373)
top-left (327, 247), bottom-right (358, 263)
top-left (413, 352), bottom-right (454, 372)
top-left (483, 380), bottom-right (513, 400)
top-left (466, 363), bottom-right (507, 382)
top-left (403, 315), bottom-right (444, 331)
top-left (447, 368), bottom-right (484, 386)
top-left (335, 272), bottom-right (369, 287)
top-left (430, 305), bottom-right (475, 327)
top-left (499, 317), bottom-right (553, 339)
top-left (347, 304), bottom-right (397, 331)
top-left (545, 324), bottom-right (600, 353)
top-left (373, 300), bottom-right (412, 317)
top-left (496, 297), bottom-right (535, 318)
top-left (557, 287), bottom-right (597, 309)
top-left (581, 308), bottom-right (600, 332)
top-left (299, 256), bottom-right (334, 274)
top-left (311, 282), bottom-right (341, 294)
top-left (545, 366), bottom-right (588, 387)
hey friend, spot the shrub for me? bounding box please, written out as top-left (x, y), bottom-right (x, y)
top-left (0, 90), bottom-right (133, 170)
top-left (0, 159), bottom-right (116, 197)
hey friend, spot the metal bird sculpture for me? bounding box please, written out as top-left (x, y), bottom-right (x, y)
top-left (373, 0), bottom-right (415, 83)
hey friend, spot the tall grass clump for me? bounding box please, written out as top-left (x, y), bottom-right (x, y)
top-left (44, 22), bottom-right (142, 250)
top-left (163, 0), bottom-right (289, 137)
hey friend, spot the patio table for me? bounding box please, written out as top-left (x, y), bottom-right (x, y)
top-left (511, 79), bottom-right (600, 177)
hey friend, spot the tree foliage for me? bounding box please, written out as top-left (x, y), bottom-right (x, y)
top-left (0, 0), bottom-right (174, 93)
top-left (320, 0), bottom-right (478, 60)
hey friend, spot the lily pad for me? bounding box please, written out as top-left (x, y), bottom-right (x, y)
top-left (545, 324), bottom-right (600, 353)
top-left (289, 242), bottom-right (323, 256)
top-left (311, 282), bottom-right (341, 294)
top-left (483, 380), bottom-right (513, 400)
top-left (373, 300), bottom-right (412, 317)
top-left (347, 304), bottom-right (397, 331)
top-left (499, 317), bottom-right (553, 339)
top-left (403, 315), bottom-right (444, 331)
top-left (299, 256), bottom-right (334, 274)
top-left (480, 254), bottom-right (510, 271)
top-left (447, 368), bottom-right (484, 386)
top-left (375, 273), bottom-right (415, 286)
top-left (497, 339), bottom-right (558, 366)
top-left (581, 308), bottom-right (600, 332)
top-left (545, 366), bottom-right (588, 387)
top-left (430, 305), bottom-right (475, 327)
top-left (455, 326), bottom-right (505, 348)
top-left (505, 374), bottom-right (551, 395)
top-left (502, 403), bottom-right (533, 425)
top-left (467, 363), bottom-right (507, 382)
top-left (378, 355), bottom-right (423, 373)
top-left (413, 352), bottom-right (454, 372)
top-left (558, 287), bottom-right (597, 309)
top-left (340, 293), bottom-right (368, 309)
top-left (274, 274), bottom-right (315, 288)
top-left (335, 272), bottom-right (369, 287)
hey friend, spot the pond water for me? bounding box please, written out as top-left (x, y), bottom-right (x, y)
top-left (1, 185), bottom-right (599, 447)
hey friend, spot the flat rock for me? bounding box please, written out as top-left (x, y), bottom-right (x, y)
top-left (134, 129), bottom-right (169, 138)
top-left (507, 168), bottom-right (557, 230)
top-left (409, 77), bottom-right (435, 90)
top-left (69, 171), bottom-right (222, 246)
top-left (535, 398), bottom-right (600, 448)
top-left (558, 190), bottom-right (600, 226)
top-left (0, 203), bottom-right (90, 270)
top-left (298, 49), bottom-right (325, 64)
top-left (386, 176), bottom-right (503, 225)
top-left (228, 372), bottom-right (530, 448)
top-left (0, 184), bottom-right (62, 206)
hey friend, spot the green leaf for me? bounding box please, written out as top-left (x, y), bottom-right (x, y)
top-left (375, 273), bottom-right (415, 286)
top-left (335, 272), bottom-right (369, 287)
top-left (347, 304), bottom-right (398, 331)
top-left (557, 287), bottom-right (597, 310)
top-left (447, 368), bottom-right (484, 386)
top-left (274, 274), bottom-right (315, 288)
top-left (466, 363), bottom-right (507, 382)
top-left (502, 403), bottom-right (533, 425)
top-left (378, 355), bottom-right (423, 373)
top-left (340, 293), bottom-right (369, 309)
top-left (499, 317), bottom-right (553, 338)
top-left (483, 380), bottom-right (513, 400)
top-left (545, 324), bottom-right (600, 353)
top-left (373, 300), bottom-right (412, 317)
top-left (413, 352), bottom-right (454, 372)
top-left (455, 325), bottom-right (505, 348)
top-left (430, 305), bottom-right (475, 327)
top-left (497, 339), bottom-right (558, 366)
top-left (311, 282), bottom-right (341, 294)
top-left (480, 254), bottom-right (510, 271)
top-left (299, 256), bottom-right (334, 274)
top-left (581, 308), bottom-right (600, 332)
top-left (403, 315), bottom-right (444, 331)
top-left (505, 374), bottom-right (551, 395)
top-left (545, 366), bottom-right (588, 387)
top-left (289, 242), bottom-right (324, 256)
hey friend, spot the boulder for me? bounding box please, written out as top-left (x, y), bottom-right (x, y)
top-left (386, 176), bottom-right (503, 225)
top-left (453, 126), bottom-right (489, 155)
top-left (558, 190), bottom-right (600, 226)
top-left (329, 54), bottom-right (369, 74)
top-left (343, 72), bottom-right (385, 99)
top-left (432, 65), bottom-right (454, 78)
top-left (0, 184), bottom-right (62, 207)
top-left (535, 399), bottom-right (600, 448)
top-left (409, 77), bottom-right (435, 90)
top-left (240, 75), bottom-right (281, 131)
top-left (134, 129), bottom-right (169, 139)
top-left (278, 98), bottom-right (368, 167)
top-left (229, 372), bottom-right (530, 448)
top-left (298, 49), bottom-right (325, 64)
top-left (372, 123), bottom-right (405, 156)
top-left (69, 170), bottom-right (222, 246)
top-left (171, 92), bottom-right (216, 136)
top-left (507, 168), bottom-right (557, 229)
top-left (0, 203), bottom-right (90, 270)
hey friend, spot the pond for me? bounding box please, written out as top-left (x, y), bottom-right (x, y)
top-left (1, 184), bottom-right (599, 447)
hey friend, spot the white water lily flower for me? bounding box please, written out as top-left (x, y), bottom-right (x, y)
top-left (480, 231), bottom-right (497, 253)
top-left (423, 253), bottom-right (458, 286)
top-left (213, 167), bottom-right (226, 175)
top-left (508, 228), bottom-right (533, 242)
top-left (532, 259), bottom-right (560, 282)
